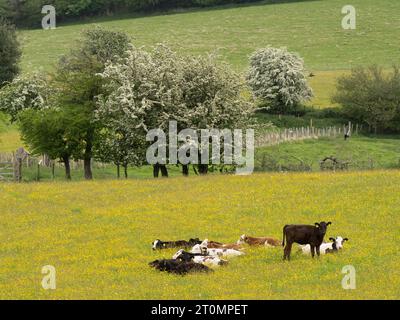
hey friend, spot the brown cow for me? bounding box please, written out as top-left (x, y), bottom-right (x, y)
top-left (198, 239), bottom-right (243, 250)
top-left (207, 241), bottom-right (243, 250)
top-left (237, 234), bottom-right (281, 247)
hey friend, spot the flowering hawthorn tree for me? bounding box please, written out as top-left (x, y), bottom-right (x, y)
top-left (247, 47), bottom-right (313, 114)
top-left (96, 44), bottom-right (254, 176)
top-left (0, 73), bottom-right (51, 122)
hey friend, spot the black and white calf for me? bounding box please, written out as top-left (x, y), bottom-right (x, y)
top-left (173, 249), bottom-right (228, 267)
top-left (191, 240), bottom-right (244, 258)
top-left (152, 238), bottom-right (202, 250)
top-left (300, 236), bottom-right (348, 255)
top-left (149, 259), bottom-right (213, 275)
top-left (325, 236), bottom-right (349, 254)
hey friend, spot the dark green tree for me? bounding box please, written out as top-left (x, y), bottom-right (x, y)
top-left (54, 26), bottom-right (130, 179)
top-left (18, 107), bottom-right (85, 180)
top-left (332, 66), bottom-right (400, 133)
top-left (0, 17), bottom-right (21, 88)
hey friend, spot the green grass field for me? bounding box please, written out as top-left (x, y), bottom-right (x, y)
top-left (0, 126), bottom-right (23, 153)
top-left (2, 0), bottom-right (398, 152)
top-left (0, 171), bottom-right (399, 299)
top-left (7, 135), bottom-right (400, 183)
top-left (18, 164), bottom-right (183, 182)
top-left (17, 0), bottom-right (400, 108)
top-left (256, 135), bottom-right (400, 171)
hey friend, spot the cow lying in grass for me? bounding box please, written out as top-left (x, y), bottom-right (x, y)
top-left (202, 239), bottom-right (242, 250)
top-left (191, 240), bottom-right (244, 258)
top-left (282, 221), bottom-right (331, 260)
top-left (152, 238), bottom-right (202, 250)
top-left (299, 236), bottom-right (348, 255)
top-left (149, 259), bottom-right (213, 275)
top-left (173, 249), bottom-right (228, 267)
top-left (237, 234), bottom-right (281, 247)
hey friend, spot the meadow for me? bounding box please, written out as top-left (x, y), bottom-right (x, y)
top-left (1, 0), bottom-right (400, 301)
top-left (17, 0), bottom-right (400, 108)
top-left (2, 0), bottom-right (399, 153)
top-left (4, 135), bottom-right (398, 183)
top-left (0, 171), bottom-right (399, 300)
top-left (256, 135), bottom-right (400, 171)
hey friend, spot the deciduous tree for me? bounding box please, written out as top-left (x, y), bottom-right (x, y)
top-left (0, 17), bottom-right (21, 87)
top-left (332, 66), bottom-right (400, 133)
top-left (247, 47), bottom-right (313, 114)
top-left (97, 44), bottom-right (253, 177)
top-left (55, 26), bottom-right (130, 179)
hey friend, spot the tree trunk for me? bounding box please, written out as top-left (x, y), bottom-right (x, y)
top-left (63, 156), bottom-right (71, 180)
top-left (182, 164), bottom-right (189, 176)
top-left (83, 129), bottom-right (94, 180)
top-left (84, 157), bottom-right (92, 180)
top-left (116, 164), bottom-right (120, 179)
top-left (123, 163), bottom-right (128, 179)
top-left (51, 162), bottom-right (55, 180)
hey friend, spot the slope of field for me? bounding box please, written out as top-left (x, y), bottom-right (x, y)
top-left (256, 136), bottom-right (400, 171)
top-left (0, 126), bottom-right (23, 153)
top-left (1, 171), bottom-right (399, 299)
top-left (17, 0), bottom-right (400, 108)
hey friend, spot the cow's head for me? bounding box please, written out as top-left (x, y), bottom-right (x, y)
top-left (192, 244), bottom-right (208, 255)
top-left (315, 221), bottom-right (331, 235)
top-left (149, 259), bottom-right (160, 267)
top-left (330, 236), bottom-right (348, 250)
top-left (200, 239), bottom-right (208, 247)
top-left (189, 238), bottom-right (201, 245)
top-left (191, 244), bottom-right (202, 254)
top-left (237, 234), bottom-right (247, 245)
top-left (200, 239), bottom-right (208, 255)
top-left (173, 249), bottom-right (184, 260)
top-left (152, 239), bottom-right (163, 250)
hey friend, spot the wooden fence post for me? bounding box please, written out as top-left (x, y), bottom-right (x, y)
top-left (36, 163), bottom-right (40, 181)
top-left (52, 161), bottom-right (55, 180)
top-left (13, 158), bottom-right (22, 183)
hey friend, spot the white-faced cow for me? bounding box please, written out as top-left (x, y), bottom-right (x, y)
top-left (300, 236), bottom-right (348, 255)
top-left (173, 249), bottom-right (228, 267)
top-left (191, 240), bottom-right (244, 258)
top-left (282, 221), bottom-right (332, 260)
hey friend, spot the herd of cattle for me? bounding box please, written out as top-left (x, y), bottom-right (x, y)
top-left (149, 221), bottom-right (349, 275)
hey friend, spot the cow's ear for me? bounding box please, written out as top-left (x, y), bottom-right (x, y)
top-left (327, 222), bottom-right (332, 226)
top-left (329, 237), bottom-right (335, 242)
top-left (343, 238), bottom-right (349, 242)
top-left (315, 223), bottom-right (320, 227)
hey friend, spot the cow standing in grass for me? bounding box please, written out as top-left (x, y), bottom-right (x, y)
top-left (282, 221), bottom-right (331, 260)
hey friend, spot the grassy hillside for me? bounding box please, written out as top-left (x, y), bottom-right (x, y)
top-left (17, 0), bottom-right (400, 108)
top-left (3, 1), bottom-right (399, 154)
top-left (19, 0), bottom-right (400, 71)
top-left (0, 171), bottom-right (399, 299)
top-left (0, 115), bottom-right (24, 152)
top-left (256, 136), bottom-right (400, 171)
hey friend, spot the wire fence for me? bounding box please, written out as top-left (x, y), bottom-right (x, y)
top-left (256, 123), bottom-right (361, 147)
